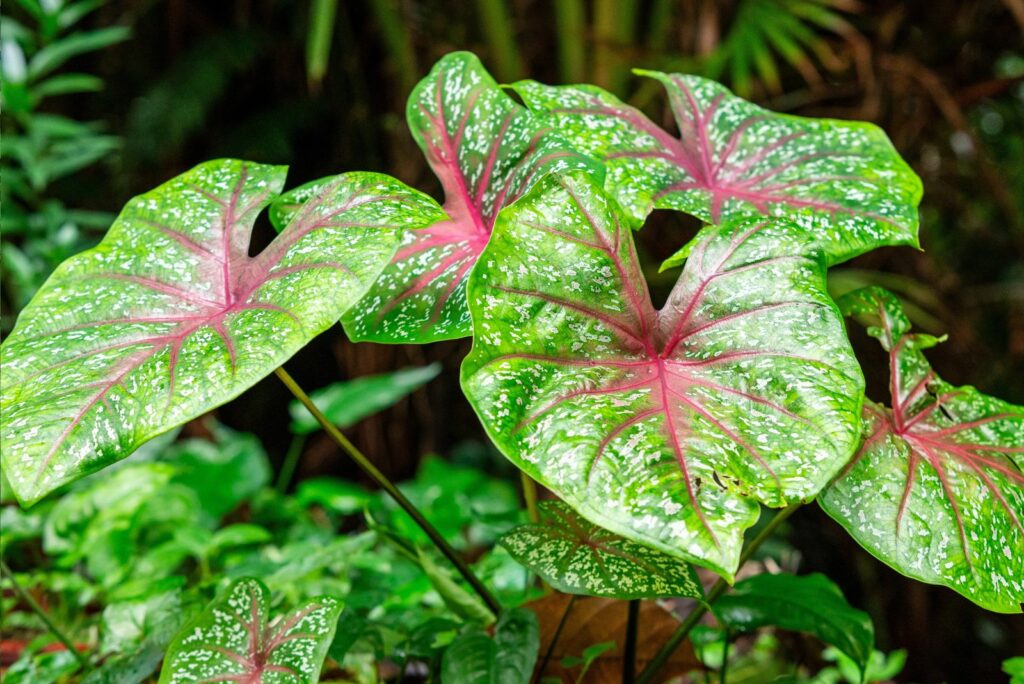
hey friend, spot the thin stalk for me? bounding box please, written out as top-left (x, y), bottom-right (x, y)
top-left (275, 434), bottom-right (306, 493)
top-left (636, 503), bottom-right (801, 684)
top-left (554, 0), bottom-right (586, 82)
top-left (720, 628), bottom-right (731, 684)
top-left (534, 594), bottom-right (577, 683)
top-left (623, 598), bottom-right (640, 684)
top-left (274, 367), bottom-right (501, 616)
top-left (520, 471), bottom-right (540, 523)
top-left (0, 560), bottom-right (88, 669)
top-left (593, 0), bottom-right (638, 93)
top-left (474, 0), bottom-right (524, 81)
top-left (305, 0), bottom-right (337, 92)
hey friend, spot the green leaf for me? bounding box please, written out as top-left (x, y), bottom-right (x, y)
top-left (296, 477), bottom-right (371, 515)
top-left (0, 159), bottom-right (442, 504)
top-left (499, 501), bottom-right (703, 599)
top-left (1005, 656), bottom-right (1024, 684)
top-left (820, 287), bottom-right (1024, 613)
top-left (440, 608), bottom-right (540, 684)
top-left (159, 577), bottom-right (343, 684)
top-left (461, 171), bottom-right (863, 578)
top-left (288, 363), bottom-right (441, 434)
top-left (416, 546), bottom-right (496, 625)
top-left (28, 26), bottom-right (130, 80)
top-left (512, 72), bottom-right (922, 265)
top-left (164, 428), bottom-right (271, 523)
top-left (321, 51), bottom-right (597, 343)
top-left (716, 572), bottom-right (874, 676)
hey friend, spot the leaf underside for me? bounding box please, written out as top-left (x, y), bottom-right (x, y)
top-left (513, 71), bottom-right (922, 265)
top-left (820, 288), bottom-right (1024, 613)
top-left (333, 51), bottom-right (598, 343)
top-left (0, 159), bottom-right (443, 504)
top-left (500, 500), bottom-right (703, 599)
top-left (462, 171), bottom-right (864, 577)
top-left (158, 577), bottom-right (343, 684)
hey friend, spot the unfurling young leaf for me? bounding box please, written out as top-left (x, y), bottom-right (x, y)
top-left (512, 72), bottom-right (921, 265)
top-left (332, 51), bottom-right (599, 343)
top-left (715, 572), bottom-right (875, 678)
top-left (158, 577), bottom-right (343, 684)
top-left (820, 287), bottom-right (1024, 613)
top-left (462, 171), bottom-right (863, 578)
top-left (499, 501), bottom-right (703, 599)
top-left (0, 159), bottom-right (443, 505)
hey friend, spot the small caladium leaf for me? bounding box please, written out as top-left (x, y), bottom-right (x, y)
top-left (462, 172), bottom-right (863, 577)
top-left (327, 51), bottom-right (598, 343)
top-left (0, 160), bottom-right (442, 505)
top-left (512, 72), bottom-right (922, 265)
top-left (715, 572), bottom-right (875, 677)
top-left (499, 501), bottom-right (703, 599)
top-left (158, 577), bottom-right (343, 684)
top-left (820, 287), bottom-right (1024, 613)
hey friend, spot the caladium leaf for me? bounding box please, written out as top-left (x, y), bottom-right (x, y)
top-left (820, 287), bottom-right (1024, 613)
top-left (0, 160), bottom-right (443, 505)
top-left (327, 51), bottom-right (598, 343)
top-left (158, 577), bottom-right (343, 684)
top-left (499, 501), bottom-right (703, 599)
top-left (512, 72), bottom-right (922, 265)
top-left (462, 172), bottom-right (863, 578)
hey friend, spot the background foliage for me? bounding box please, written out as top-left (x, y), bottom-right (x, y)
top-left (1, 0), bottom-right (1022, 681)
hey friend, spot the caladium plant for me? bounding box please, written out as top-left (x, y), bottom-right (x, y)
top-left (462, 171), bottom-right (864, 577)
top-left (512, 71), bottom-right (922, 266)
top-left (324, 51), bottom-right (600, 344)
top-left (0, 159), bottom-right (444, 504)
top-left (820, 287), bottom-right (1024, 613)
top-left (499, 501), bottom-right (703, 599)
top-left (158, 577), bottom-right (343, 683)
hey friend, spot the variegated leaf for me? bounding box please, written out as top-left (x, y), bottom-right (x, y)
top-left (499, 501), bottom-right (703, 599)
top-left (0, 160), bottom-right (443, 504)
top-left (513, 72), bottom-right (921, 265)
top-left (820, 287), bottom-right (1024, 613)
top-left (333, 51), bottom-right (598, 343)
top-left (461, 172), bottom-right (863, 578)
top-left (158, 578), bottom-right (343, 683)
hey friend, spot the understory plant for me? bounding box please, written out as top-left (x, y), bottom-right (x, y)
top-left (1, 50), bottom-right (1020, 683)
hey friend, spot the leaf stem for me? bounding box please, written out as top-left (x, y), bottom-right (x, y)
top-left (623, 598), bottom-right (640, 684)
top-left (274, 367), bottom-right (502, 616)
top-left (534, 594), bottom-right (577, 683)
top-left (635, 503), bottom-right (801, 683)
top-left (275, 433), bottom-right (306, 493)
top-left (0, 560), bottom-right (88, 669)
top-left (521, 471), bottom-right (540, 523)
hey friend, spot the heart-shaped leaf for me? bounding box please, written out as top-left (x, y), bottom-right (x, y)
top-left (820, 287), bottom-right (1024, 613)
top-left (716, 572), bottom-right (875, 677)
top-left (0, 159), bottom-right (443, 505)
top-left (499, 501), bottom-right (703, 599)
top-left (158, 577), bottom-right (343, 684)
top-left (330, 51), bottom-right (598, 343)
top-left (512, 72), bottom-right (921, 265)
top-left (461, 171), bottom-right (863, 578)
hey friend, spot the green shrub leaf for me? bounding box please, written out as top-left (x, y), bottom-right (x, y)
top-left (820, 287), bottom-right (1024, 613)
top-left (158, 577), bottom-right (343, 684)
top-left (512, 72), bottom-right (921, 265)
top-left (440, 608), bottom-right (539, 684)
top-left (716, 572), bottom-right (875, 677)
top-left (0, 160), bottom-right (441, 504)
top-left (288, 363), bottom-right (441, 434)
top-left (499, 501), bottom-right (703, 599)
top-left (462, 171), bottom-right (863, 578)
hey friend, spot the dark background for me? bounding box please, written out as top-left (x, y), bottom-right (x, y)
top-left (2, 0), bottom-right (1022, 680)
